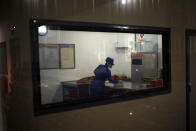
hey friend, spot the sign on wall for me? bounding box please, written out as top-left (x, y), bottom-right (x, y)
top-left (60, 44), bottom-right (75, 69)
top-left (39, 44), bottom-right (59, 69)
top-left (39, 44), bottom-right (75, 69)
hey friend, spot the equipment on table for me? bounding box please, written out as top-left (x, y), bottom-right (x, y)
top-left (149, 80), bottom-right (163, 87)
top-left (77, 76), bottom-right (95, 85)
top-left (131, 52), bottom-right (158, 82)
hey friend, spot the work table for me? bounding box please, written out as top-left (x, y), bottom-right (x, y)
top-left (61, 80), bottom-right (157, 100)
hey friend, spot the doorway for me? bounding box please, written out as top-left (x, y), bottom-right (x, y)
top-left (0, 41), bottom-right (8, 131)
top-left (0, 42), bottom-right (7, 74)
top-left (186, 29), bottom-right (196, 131)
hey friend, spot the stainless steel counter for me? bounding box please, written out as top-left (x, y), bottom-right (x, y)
top-left (61, 81), bottom-right (158, 101)
top-left (61, 81), bottom-right (151, 91)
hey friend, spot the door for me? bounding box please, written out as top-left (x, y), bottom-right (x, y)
top-left (0, 42), bottom-right (7, 74)
top-left (10, 38), bottom-right (21, 82)
top-left (186, 30), bottom-right (196, 131)
top-left (0, 42), bottom-right (8, 131)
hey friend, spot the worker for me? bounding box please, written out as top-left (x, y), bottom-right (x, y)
top-left (90, 57), bottom-right (119, 97)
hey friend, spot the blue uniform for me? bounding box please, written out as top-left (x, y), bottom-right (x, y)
top-left (90, 64), bottom-right (118, 97)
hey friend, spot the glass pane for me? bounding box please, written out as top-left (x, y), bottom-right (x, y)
top-left (38, 28), bottom-right (163, 105)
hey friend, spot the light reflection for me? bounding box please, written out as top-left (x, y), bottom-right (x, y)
top-left (129, 112), bottom-right (133, 116)
top-left (122, 26), bottom-right (129, 29)
top-left (121, 0), bottom-right (126, 4)
top-left (33, 20), bottom-right (37, 23)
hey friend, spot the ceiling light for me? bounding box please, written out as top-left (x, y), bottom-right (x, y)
top-left (38, 25), bottom-right (47, 36)
top-left (121, 0), bottom-right (126, 4)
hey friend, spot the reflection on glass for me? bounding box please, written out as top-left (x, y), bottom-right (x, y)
top-left (121, 0), bottom-right (126, 4)
top-left (38, 30), bottom-right (163, 104)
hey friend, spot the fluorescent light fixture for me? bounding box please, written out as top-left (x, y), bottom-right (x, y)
top-left (38, 25), bottom-right (47, 36)
top-left (121, 0), bottom-right (126, 4)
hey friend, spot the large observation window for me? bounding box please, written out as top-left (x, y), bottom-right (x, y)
top-left (30, 20), bottom-right (170, 115)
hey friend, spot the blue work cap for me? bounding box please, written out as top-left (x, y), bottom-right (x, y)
top-left (106, 57), bottom-right (114, 65)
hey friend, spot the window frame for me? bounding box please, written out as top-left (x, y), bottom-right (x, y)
top-left (30, 19), bottom-right (171, 115)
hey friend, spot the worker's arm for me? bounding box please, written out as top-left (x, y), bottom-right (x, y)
top-left (107, 69), bottom-right (118, 84)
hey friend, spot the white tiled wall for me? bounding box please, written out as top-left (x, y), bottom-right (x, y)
top-left (39, 30), bottom-right (134, 104)
top-left (39, 30), bottom-right (161, 104)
